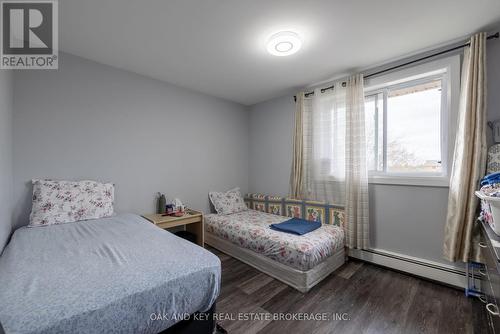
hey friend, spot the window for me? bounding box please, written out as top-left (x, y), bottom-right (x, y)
top-left (365, 76), bottom-right (445, 175)
top-left (304, 55), bottom-right (459, 187)
top-left (363, 60), bottom-right (457, 186)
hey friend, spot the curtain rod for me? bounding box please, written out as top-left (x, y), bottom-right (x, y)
top-left (294, 32), bottom-right (499, 102)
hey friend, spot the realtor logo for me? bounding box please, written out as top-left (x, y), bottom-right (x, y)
top-left (1, 0), bottom-right (58, 69)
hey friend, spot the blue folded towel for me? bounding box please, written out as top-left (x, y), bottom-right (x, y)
top-left (481, 172), bottom-right (500, 186)
top-left (270, 218), bottom-right (321, 235)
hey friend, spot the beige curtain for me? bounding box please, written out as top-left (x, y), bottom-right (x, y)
top-left (345, 74), bottom-right (369, 249)
top-left (293, 75), bottom-right (369, 249)
top-left (290, 92), bottom-right (305, 199)
top-left (443, 32), bottom-right (487, 263)
top-left (302, 85), bottom-right (347, 206)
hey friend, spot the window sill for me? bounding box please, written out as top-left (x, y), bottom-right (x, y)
top-left (368, 175), bottom-right (449, 187)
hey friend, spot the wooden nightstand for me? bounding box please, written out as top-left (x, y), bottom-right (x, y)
top-left (142, 209), bottom-right (204, 247)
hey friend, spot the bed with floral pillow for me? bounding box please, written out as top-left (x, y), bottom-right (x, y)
top-left (206, 189), bottom-right (345, 292)
top-left (0, 180), bottom-right (221, 334)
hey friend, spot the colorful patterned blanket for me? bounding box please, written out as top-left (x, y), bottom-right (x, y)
top-left (205, 210), bottom-right (344, 271)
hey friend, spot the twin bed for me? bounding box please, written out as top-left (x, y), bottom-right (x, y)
top-left (205, 209), bottom-right (345, 292)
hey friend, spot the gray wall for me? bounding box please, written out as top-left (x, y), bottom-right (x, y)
top-left (249, 96), bottom-right (295, 194)
top-left (488, 27), bottom-right (500, 128)
top-left (0, 71), bottom-right (13, 253)
top-left (12, 53), bottom-right (249, 229)
top-left (247, 39), bottom-right (500, 267)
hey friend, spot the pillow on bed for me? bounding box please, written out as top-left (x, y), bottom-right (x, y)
top-left (209, 187), bottom-right (248, 215)
top-left (29, 179), bottom-right (115, 227)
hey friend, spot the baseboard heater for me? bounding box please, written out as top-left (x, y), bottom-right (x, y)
top-left (348, 248), bottom-right (467, 289)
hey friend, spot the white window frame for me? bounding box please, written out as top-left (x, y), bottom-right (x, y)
top-left (364, 55), bottom-right (461, 187)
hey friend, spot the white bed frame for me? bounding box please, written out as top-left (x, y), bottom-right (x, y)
top-left (205, 232), bottom-right (345, 293)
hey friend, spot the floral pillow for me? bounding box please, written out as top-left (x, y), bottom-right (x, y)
top-left (209, 187), bottom-right (248, 215)
top-left (29, 179), bottom-right (115, 227)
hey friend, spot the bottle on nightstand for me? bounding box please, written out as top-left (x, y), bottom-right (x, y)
top-left (157, 193), bottom-right (166, 214)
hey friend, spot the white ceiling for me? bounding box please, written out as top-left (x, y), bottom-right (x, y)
top-left (60, 0), bottom-right (500, 106)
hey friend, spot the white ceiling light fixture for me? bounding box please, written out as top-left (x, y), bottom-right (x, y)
top-left (266, 31), bottom-right (302, 56)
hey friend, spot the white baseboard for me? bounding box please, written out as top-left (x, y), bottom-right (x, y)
top-left (348, 248), bottom-right (466, 289)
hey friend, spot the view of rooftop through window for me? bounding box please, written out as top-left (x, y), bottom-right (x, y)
top-left (365, 77), bottom-right (444, 175)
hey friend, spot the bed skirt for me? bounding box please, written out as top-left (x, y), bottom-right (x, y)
top-left (205, 232), bottom-right (345, 293)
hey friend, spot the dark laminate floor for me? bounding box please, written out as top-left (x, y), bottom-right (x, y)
top-left (207, 247), bottom-right (490, 334)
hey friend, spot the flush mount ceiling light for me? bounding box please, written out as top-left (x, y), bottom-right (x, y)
top-left (266, 31), bottom-right (302, 56)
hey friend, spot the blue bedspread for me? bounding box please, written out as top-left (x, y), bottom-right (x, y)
top-left (270, 217), bottom-right (322, 235)
top-left (0, 214), bottom-right (221, 334)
